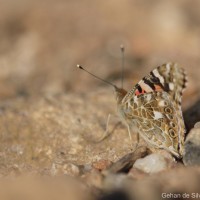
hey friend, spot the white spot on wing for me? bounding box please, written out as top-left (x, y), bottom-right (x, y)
top-left (166, 63), bottom-right (171, 73)
top-left (153, 69), bottom-right (164, 84)
top-left (153, 111), bottom-right (163, 119)
top-left (139, 80), bottom-right (153, 92)
top-left (133, 96), bottom-right (138, 104)
top-left (169, 83), bottom-right (174, 90)
top-left (146, 94), bottom-right (151, 101)
top-left (158, 100), bottom-right (165, 107)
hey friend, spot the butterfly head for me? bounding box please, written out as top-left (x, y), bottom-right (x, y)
top-left (114, 86), bottom-right (127, 105)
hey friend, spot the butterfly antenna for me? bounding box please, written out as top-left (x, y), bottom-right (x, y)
top-left (77, 65), bottom-right (117, 89)
top-left (120, 44), bottom-right (125, 89)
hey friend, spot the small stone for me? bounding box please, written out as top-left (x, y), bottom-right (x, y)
top-left (63, 163), bottom-right (80, 176)
top-left (92, 159), bottom-right (113, 171)
top-left (133, 153), bottom-right (170, 173)
top-left (183, 123), bottom-right (200, 166)
top-left (51, 163), bottom-right (80, 176)
top-left (194, 122), bottom-right (200, 128)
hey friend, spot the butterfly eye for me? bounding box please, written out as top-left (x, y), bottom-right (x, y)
top-left (169, 128), bottom-right (176, 138)
top-left (164, 107), bottom-right (173, 114)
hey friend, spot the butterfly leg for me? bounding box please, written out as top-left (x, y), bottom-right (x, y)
top-left (127, 124), bottom-right (132, 142)
top-left (135, 132), bottom-right (140, 148)
top-left (96, 114), bottom-right (120, 142)
top-left (126, 124), bottom-right (140, 149)
top-left (101, 113), bottom-right (112, 141)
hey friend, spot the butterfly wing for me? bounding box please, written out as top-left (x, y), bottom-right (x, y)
top-left (130, 92), bottom-right (184, 157)
top-left (120, 63), bottom-right (186, 157)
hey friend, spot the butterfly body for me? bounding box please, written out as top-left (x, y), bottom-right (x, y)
top-left (115, 63), bottom-right (186, 158)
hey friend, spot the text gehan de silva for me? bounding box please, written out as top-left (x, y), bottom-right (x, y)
top-left (162, 193), bottom-right (200, 199)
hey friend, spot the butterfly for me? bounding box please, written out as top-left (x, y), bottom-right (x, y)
top-left (77, 62), bottom-right (187, 158)
top-left (115, 62), bottom-right (187, 158)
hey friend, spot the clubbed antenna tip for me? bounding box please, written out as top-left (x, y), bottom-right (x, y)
top-left (120, 44), bottom-right (124, 52)
top-left (77, 64), bottom-right (83, 69)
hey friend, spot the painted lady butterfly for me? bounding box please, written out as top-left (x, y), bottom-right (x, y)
top-left (115, 62), bottom-right (187, 158)
top-left (78, 62), bottom-right (187, 158)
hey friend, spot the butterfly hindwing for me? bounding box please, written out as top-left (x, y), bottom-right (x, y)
top-left (131, 92), bottom-right (184, 157)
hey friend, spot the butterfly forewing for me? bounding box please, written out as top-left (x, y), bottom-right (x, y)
top-left (152, 63), bottom-right (187, 104)
top-left (135, 92), bottom-right (183, 157)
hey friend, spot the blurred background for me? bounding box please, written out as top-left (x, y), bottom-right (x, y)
top-left (0, 0), bottom-right (200, 101)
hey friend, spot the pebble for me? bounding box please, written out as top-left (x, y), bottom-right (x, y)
top-left (92, 159), bottom-right (113, 171)
top-left (133, 153), bottom-right (169, 173)
top-left (183, 123), bottom-right (200, 166)
top-left (51, 162), bottom-right (80, 176)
